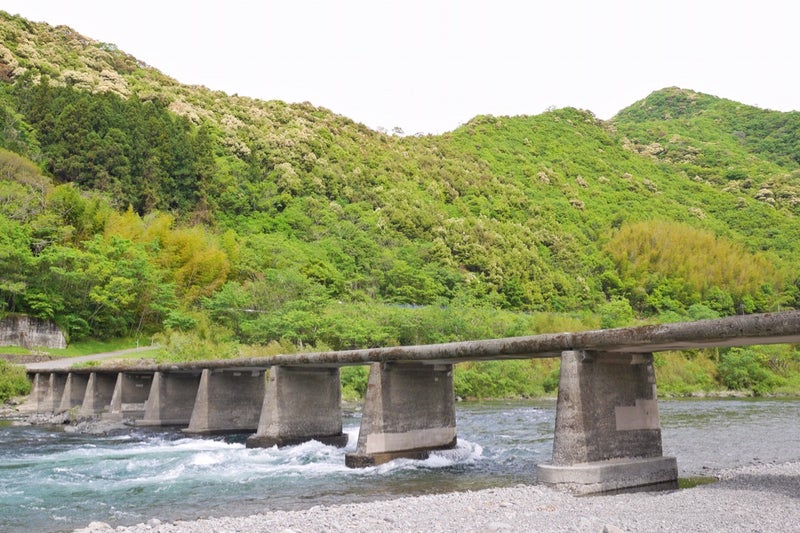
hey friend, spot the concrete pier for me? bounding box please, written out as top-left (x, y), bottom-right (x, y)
top-left (40, 372), bottom-right (67, 413)
top-left (20, 312), bottom-right (800, 492)
top-left (138, 371), bottom-right (202, 427)
top-left (78, 372), bottom-right (117, 417)
top-left (184, 369), bottom-right (265, 435)
top-left (536, 351), bottom-right (678, 494)
top-left (346, 362), bottom-right (457, 467)
top-left (58, 373), bottom-right (89, 413)
top-left (103, 372), bottom-right (153, 421)
top-left (247, 366), bottom-right (348, 448)
top-left (20, 373), bottom-right (50, 413)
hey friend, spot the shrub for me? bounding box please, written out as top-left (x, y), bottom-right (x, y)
top-left (718, 347), bottom-right (784, 395)
top-left (453, 359), bottom-right (557, 399)
top-left (542, 364), bottom-right (561, 394)
top-left (340, 365), bottom-right (369, 401)
top-left (653, 351), bottom-right (717, 396)
top-left (152, 315), bottom-right (238, 362)
top-left (598, 297), bottom-right (635, 328)
top-left (0, 359), bottom-right (31, 402)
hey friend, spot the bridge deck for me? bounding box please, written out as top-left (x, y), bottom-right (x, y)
top-left (26, 310), bottom-right (800, 374)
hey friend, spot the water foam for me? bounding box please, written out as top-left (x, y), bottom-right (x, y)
top-left (1, 400), bottom-right (570, 533)
top-left (189, 451), bottom-right (225, 467)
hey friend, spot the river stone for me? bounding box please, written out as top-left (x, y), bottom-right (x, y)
top-left (74, 522), bottom-right (113, 532)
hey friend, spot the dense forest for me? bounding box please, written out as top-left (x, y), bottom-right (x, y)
top-left (1, 11), bottom-right (799, 399)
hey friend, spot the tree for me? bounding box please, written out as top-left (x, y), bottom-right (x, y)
top-left (598, 297), bottom-right (635, 328)
top-left (0, 215), bottom-right (32, 312)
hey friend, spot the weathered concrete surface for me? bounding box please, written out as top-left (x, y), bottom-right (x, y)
top-left (536, 456), bottom-right (679, 494)
top-left (58, 373), bottom-right (89, 413)
top-left (11, 310), bottom-right (796, 498)
top-left (103, 373), bottom-right (153, 421)
top-left (346, 363), bottom-right (457, 467)
top-left (247, 366), bottom-right (347, 448)
top-left (137, 371), bottom-right (202, 427)
top-left (25, 311), bottom-right (800, 375)
top-left (184, 369), bottom-right (265, 435)
top-left (78, 372), bottom-right (117, 417)
top-left (40, 373), bottom-right (67, 413)
top-left (0, 315), bottom-right (66, 349)
top-left (536, 350), bottom-right (678, 493)
top-left (18, 372), bottom-right (49, 413)
top-left (552, 351), bottom-right (663, 463)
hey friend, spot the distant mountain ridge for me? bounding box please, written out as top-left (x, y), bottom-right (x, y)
top-left (615, 86), bottom-right (800, 209)
top-left (0, 10), bottom-right (798, 351)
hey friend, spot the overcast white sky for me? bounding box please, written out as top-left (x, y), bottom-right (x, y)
top-left (2, 1), bottom-right (798, 134)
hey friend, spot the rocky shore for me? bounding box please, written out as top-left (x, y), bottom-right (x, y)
top-left (74, 460), bottom-right (799, 533)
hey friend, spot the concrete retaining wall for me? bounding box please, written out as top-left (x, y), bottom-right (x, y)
top-left (0, 315), bottom-right (67, 349)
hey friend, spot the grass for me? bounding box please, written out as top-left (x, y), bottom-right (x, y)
top-left (72, 348), bottom-right (167, 368)
top-left (0, 346), bottom-right (32, 355)
top-left (678, 476), bottom-right (718, 489)
top-left (33, 337), bottom-right (151, 358)
top-left (1, 337), bottom-right (159, 360)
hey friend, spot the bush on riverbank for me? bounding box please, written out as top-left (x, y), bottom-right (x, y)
top-left (454, 359), bottom-right (561, 399)
top-left (338, 358), bottom-right (561, 402)
top-left (655, 345), bottom-right (800, 397)
top-left (0, 359), bottom-right (31, 402)
top-left (5, 309), bottom-right (798, 402)
top-left (340, 366), bottom-right (369, 401)
top-left (654, 351), bottom-right (720, 396)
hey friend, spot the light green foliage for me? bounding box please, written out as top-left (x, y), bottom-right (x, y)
top-left (0, 215), bottom-right (32, 313)
top-left (654, 345), bottom-right (800, 397)
top-left (1, 14), bottom-right (800, 396)
top-left (653, 351), bottom-right (719, 396)
top-left (598, 298), bottom-right (635, 328)
top-left (153, 313), bottom-right (239, 362)
top-left (678, 476), bottom-right (718, 489)
top-left (454, 359), bottom-right (560, 399)
top-left (606, 220), bottom-right (783, 315)
top-left (718, 347), bottom-right (788, 395)
top-left (0, 359), bottom-right (31, 402)
top-left (340, 366), bottom-right (369, 401)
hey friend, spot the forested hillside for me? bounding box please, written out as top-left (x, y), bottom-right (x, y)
top-left (1, 11), bottom-right (798, 398)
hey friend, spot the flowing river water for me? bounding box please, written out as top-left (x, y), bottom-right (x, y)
top-left (1, 398), bottom-right (799, 532)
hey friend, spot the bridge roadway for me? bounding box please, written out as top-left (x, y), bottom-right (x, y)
top-left (22, 310), bottom-right (800, 494)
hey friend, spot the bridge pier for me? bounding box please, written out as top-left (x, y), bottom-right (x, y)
top-left (58, 373), bottom-right (89, 413)
top-left (20, 372), bottom-right (50, 413)
top-left (537, 350), bottom-right (678, 494)
top-left (40, 372), bottom-right (67, 413)
top-left (78, 372), bottom-right (117, 417)
top-left (247, 366), bottom-right (348, 448)
top-left (346, 362), bottom-right (457, 467)
top-left (137, 371), bottom-right (202, 427)
top-left (103, 372), bottom-right (153, 422)
top-left (184, 369), bottom-right (265, 435)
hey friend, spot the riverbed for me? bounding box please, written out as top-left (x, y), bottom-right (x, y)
top-left (1, 398), bottom-right (799, 532)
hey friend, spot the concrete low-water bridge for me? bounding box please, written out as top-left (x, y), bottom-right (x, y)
top-left (22, 311), bottom-right (800, 494)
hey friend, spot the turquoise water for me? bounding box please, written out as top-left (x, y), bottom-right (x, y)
top-left (1, 399), bottom-right (798, 533)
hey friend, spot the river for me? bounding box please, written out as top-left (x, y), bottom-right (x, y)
top-left (1, 398), bottom-right (798, 533)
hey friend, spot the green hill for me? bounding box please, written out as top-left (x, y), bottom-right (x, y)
top-left (1, 12), bottom-right (798, 398)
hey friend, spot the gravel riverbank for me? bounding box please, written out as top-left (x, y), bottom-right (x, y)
top-left (75, 460), bottom-right (800, 533)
